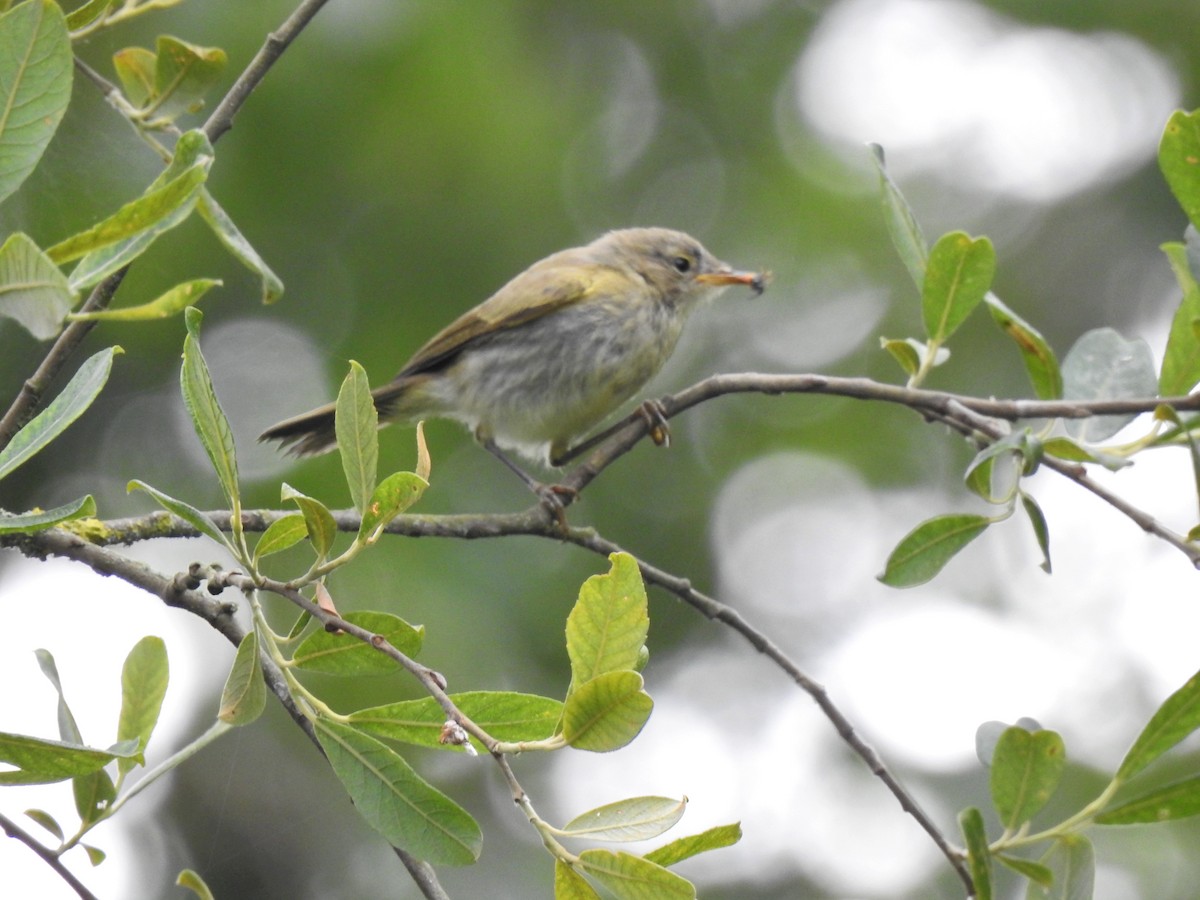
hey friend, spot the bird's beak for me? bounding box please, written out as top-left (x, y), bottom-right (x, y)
top-left (697, 267), bottom-right (771, 296)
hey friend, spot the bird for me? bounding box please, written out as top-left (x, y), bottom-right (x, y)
top-left (260, 227), bottom-right (766, 495)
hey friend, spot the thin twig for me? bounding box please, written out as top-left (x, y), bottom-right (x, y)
top-left (0, 813), bottom-right (99, 900)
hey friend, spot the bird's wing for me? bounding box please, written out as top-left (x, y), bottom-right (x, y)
top-left (395, 249), bottom-right (622, 376)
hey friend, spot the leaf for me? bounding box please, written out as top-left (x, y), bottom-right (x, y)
top-left (281, 483), bottom-right (336, 560)
top-left (958, 807), bottom-right (992, 900)
top-left (314, 718), bottom-right (481, 865)
top-left (879, 337), bottom-right (921, 377)
top-left (1020, 492), bottom-right (1052, 574)
top-left (0, 232), bottom-right (75, 339)
top-left (196, 189), bottom-right (283, 304)
top-left (113, 46), bottom-right (156, 108)
top-left (0, 731), bottom-right (139, 785)
top-left (0, 0), bottom-right (72, 205)
top-left (1027, 835), bottom-right (1094, 900)
top-left (1116, 666), bottom-right (1200, 781)
top-left (878, 513), bottom-right (991, 588)
top-left (65, 0), bottom-right (116, 31)
top-left (1095, 775), bottom-right (1200, 824)
top-left (566, 553), bottom-right (649, 689)
top-left (116, 636), bottom-right (168, 776)
top-left (33, 648), bottom-right (83, 744)
top-left (1160, 108), bottom-right (1200, 232)
top-left (81, 843), bottom-right (105, 867)
top-left (1061, 328), bottom-right (1157, 443)
top-left (357, 471), bottom-right (427, 545)
top-left (643, 823), bottom-right (742, 867)
top-left (68, 130), bottom-right (214, 290)
top-left (990, 726), bottom-right (1066, 830)
top-left (0, 495), bottom-right (96, 533)
top-left (127, 479), bottom-right (236, 554)
top-left (23, 809), bottom-right (63, 841)
top-left (555, 861), bottom-right (603, 900)
top-left (292, 611), bottom-right (423, 675)
top-left (869, 144), bottom-right (927, 289)
top-left (181, 307), bottom-right (241, 515)
top-left (67, 278), bottom-right (221, 321)
top-left (336, 361), bottom-right (378, 515)
top-left (562, 670), bottom-right (653, 752)
top-left (350, 691), bottom-right (563, 750)
top-left (253, 513), bottom-right (308, 563)
top-left (996, 854), bottom-right (1053, 887)
top-left (986, 294), bottom-right (1063, 400)
top-left (561, 797), bottom-right (687, 842)
top-left (1159, 242), bottom-right (1200, 396)
top-left (73, 766), bottom-right (115, 826)
top-left (576, 849), bottom-right (695, 900)
top-left (148, 36), bottom-right (227, 121)
top-left (219, 630), bottom-right (265, 726)
top-left (922, 231), bottom-right (996, 343)
top-left (176, 868), bottom-right (216, 900)
top-left (0, 347), bottom-right (119, 480)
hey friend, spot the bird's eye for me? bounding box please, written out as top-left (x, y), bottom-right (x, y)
top-left (672, 256), bottom-right (692, 273)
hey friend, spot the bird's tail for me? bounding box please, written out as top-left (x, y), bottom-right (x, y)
top-left (258, 376), bottom-right (430, 457)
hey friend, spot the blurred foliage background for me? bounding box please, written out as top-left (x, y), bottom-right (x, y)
top-left (4, 0), bottom-right (1200, 897)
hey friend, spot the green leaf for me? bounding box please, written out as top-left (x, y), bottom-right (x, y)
top-left (922, 231), bottom-right (996, 343)
top-left (1020, 492), bottom-right (1052, 574)
top-left (0, 347), bottom-right (119, 481)
top-left (990, 726), bottom-right (1066, 830)
top-left (314, 718), bottom-right (482, 865)
top-left (0, 731), bottom-right (139, 785)
top-left (0, 495), bottom-right (96, 533)
top-left (350, 691), bottom-right (563, 750)
top-left (986, 294), bottom-right (1062, 400)
top-left (127, 479), bottom-right (235, 554)
top-left (292, 611), bottom-right (423, 675)
top-left (196, 189), bottom-right (283, 304)
top-left (33, 648), bottom-right (83, 743)
top-left (0, 0), bottom-right (72, 205)
top-left (1159, 243), bottom-right (1200, 396)
top-left (148, 36), bottom-right (227, 121)
top-left (1160, 109), bottom-right (1200, 232)
top-left (176, 868), bottom-right (216, 900)
top-left (566, 553), bottom-right (650, 689)
top-left (357, 471), bottom-right (428, 545)
top-left (47, 161), bottom-right (210, 267)
top-left (1061, 327), bottom-right (1157, 443)
top-left (116, 636), bottom-right (168, 776)
top-left (0, 232), bottom-right (75, 339)
top-left (336, 361), bottom-right (378, 515)
top-left (643, 823), bottom-right (742, 867)
top-left (67, 278), bottom-right (221, 322)
top-left (23, 809), bottom-right (63, 841)
top-left (73, 766), bottom-right (115, 826)
top-left (958, 807), bottom-right (992, 900)
top-left (561, 796), bottom-right (687, 842)
top-left (555, 861), bottom-right (603, 899)
top-left (576, 849), bottom-right (695, 900)
top-left (253, 513), bottom-right (308, 563)
top-left (181, 307), bottom-right (241, 515)
top-left (68, 130), bottom-right (214, 290)
top-left (219, 629), bottom-right (265, 726)
top-left (113, 46), bottom-right (156, 108)
top-left (280, 483), bottom-right (336, 560)
top-left (1027, 835), bottom-right (1094, 900)
top-left (996, 854), bottom-right (1053, 887)
top-left (562, 670), bottom-right (653, 752)
top-left (880, 336), bottom-right (921, 376)
top-left (65, 0), bottom-right (116, 31)
top-left (1116, 666), bottom-right (1200, 781)
top-left (81, 843), bottom-right (105, 867)
top-left (1097, 774), bottom-right (1200, 825)
top-left (878, 513), bottom-right (991, 588)
top-left (869, 144), bottom-right (928, 289)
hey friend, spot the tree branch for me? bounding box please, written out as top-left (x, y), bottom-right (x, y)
top-left (0, 812), bottom-right (99, 900)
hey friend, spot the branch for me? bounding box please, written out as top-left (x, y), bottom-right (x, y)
top-left (0, 812), bottom-right (99, 900)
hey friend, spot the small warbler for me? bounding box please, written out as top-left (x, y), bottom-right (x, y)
top-left (260, 227), bottom-right (766, 490)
